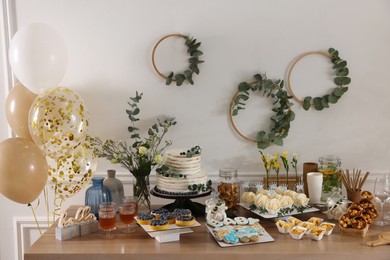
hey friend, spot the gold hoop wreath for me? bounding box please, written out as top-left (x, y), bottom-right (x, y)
top-left (229, 74), bottom-right (295, 150)
top-left (287, 48), bottom-right (351, 111)
top-left (151, 34), bottom-right (204, 86)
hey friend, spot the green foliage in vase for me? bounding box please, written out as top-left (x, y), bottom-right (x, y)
top-left (89, 91), bottom-right (176, 177)
top-left (232, 74), bottom-right (294, 149)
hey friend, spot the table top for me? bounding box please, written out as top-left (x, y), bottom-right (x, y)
top-left (25, 205), bottom-right (390, 260)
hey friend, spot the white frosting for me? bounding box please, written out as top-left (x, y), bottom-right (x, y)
top-left (156, 148), bottom-right (208, 193)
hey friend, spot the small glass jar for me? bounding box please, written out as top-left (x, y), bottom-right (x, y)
top-left (318, 155), bottom-right (341, 201)
top-left (217, 168), bottom-right (240, 210)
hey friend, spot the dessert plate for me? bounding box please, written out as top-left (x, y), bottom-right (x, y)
top-left (240, 203), bottom-right (319, 219)
top-left (206, 224), bottom-right (274, 247)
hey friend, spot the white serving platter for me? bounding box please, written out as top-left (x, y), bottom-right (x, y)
top-left (206, 224), bottom-right (274, 247)
top-left (240, 203), bottom-right (319, 219)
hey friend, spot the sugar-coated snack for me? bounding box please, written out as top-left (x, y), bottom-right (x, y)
top-left (361, 190), bottom-right (374, 200)
top-left (351, 216), bottom-right (367, 230)
top-left (148, 219), bottom-right (169, 231)
top-left (347, 205), bottom-right (363, 217)
top-left (136, 213), bottom-right (155, 225)
top-left (176, 215), bottom-right (196, 226)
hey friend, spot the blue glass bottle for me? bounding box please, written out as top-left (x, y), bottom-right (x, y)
top-left (85, 176), bottom-right (112, 218)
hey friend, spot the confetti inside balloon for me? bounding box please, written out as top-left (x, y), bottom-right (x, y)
top-left (47, 141), bottom-right (97, 199)
top-left (29, 87), bottom-right (89, 159)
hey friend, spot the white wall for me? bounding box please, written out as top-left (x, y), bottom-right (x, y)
top-left (1, 0), bottom-right (389, 259)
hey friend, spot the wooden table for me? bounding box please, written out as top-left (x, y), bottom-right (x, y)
top-left (25, 205), bottom-right (390, 260)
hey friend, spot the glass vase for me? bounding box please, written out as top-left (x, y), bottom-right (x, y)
top-left (133, 175), bottom-right (151, 213)
top-left (103, 169), bottom-right (124, 209)
top-left (85, 176), bottom-right (112, 218)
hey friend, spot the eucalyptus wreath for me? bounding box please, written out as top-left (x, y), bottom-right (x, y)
top-left (152, 34), bottom-right (204, 86)
top-left (288, 48), bottom-right (351, 111)
top-left (231, 74), bottom-right (295, 149)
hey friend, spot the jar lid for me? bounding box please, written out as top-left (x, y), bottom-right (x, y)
top-left (219, 167), bottom-right (238, 178)
top-left (319, 155), bottom-right (341, 163)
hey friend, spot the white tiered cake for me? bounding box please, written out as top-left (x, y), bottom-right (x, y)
top-left (156, 147), bottom-right (208, 194)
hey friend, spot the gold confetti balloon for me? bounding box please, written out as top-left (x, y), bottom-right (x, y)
top-left (29, 87), bottom-right (89, 159)
top-left (47, 141), bottom-right (97, 199)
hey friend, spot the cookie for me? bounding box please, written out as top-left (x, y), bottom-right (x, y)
top-left (234, 217), bottom-right (248, 225)
top-left (223, 217), bottom-right (236, 226)
top-left (207, 220), bottom-right (224, 228)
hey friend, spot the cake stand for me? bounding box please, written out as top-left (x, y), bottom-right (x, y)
top-left (150, 187), bottom-right (212, 217)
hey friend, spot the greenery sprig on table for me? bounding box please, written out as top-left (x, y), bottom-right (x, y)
top-left (163, 35), bottom-right (204, 86)
top-left (301, 48), bottom-right (351, 111)
top-left (232, 74), bottom-right (295, 149)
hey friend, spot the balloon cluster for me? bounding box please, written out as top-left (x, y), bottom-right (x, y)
top-left (0, 23), bottom-right (96, 205)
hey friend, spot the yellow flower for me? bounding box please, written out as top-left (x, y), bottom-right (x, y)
top-left (138, 146), bottom-right (147, 155)
top-left (110, 158), bottom-right (118, 164)
top-left (282, 151), bottom-right (288, 158)
top-left (154, 154), bottom-right (163, 164)
top-left (266, 162), bottom-right (271, 170)
top-left (274, 161), bottom-right (281, 169)
top-left (274, 152), bottom-right (278, 159)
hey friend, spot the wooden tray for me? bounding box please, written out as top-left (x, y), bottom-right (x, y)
top-left (339, 224), bottom-right (369, 237)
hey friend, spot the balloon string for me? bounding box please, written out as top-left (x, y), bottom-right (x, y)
top-left (53, 187), bottom-right (64, 222)
top-left (28, 203), bottom-right (43, 236)
top-left (44, 186), bottom-right (51, 227)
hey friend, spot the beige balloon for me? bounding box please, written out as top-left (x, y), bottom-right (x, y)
top-left (0, 138), bottom-right (48, 204)
top-left (5, 82), bottom-right (37, 139)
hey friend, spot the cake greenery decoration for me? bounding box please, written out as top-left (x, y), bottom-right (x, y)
top-left (156, 165), bottom-right (186, 179)
top-left (231, 74), bottom-right (294, 149)
top-left (188, 180), bottom-right (212, 192)
top-left (180, 145), bottom-right (202, 157)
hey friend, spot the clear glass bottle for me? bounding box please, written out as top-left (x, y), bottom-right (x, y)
top-left (217, 168), bottom-right (240, 210)
top-left (85, 176), bottom-right (112, 218)
top-left (318, 155), bottom-right (341, 201)
top-left (103, 169), bottom-right (124, 209)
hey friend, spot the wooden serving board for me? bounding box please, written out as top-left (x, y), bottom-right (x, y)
top-left (367, 232), bottom-right (390, 247)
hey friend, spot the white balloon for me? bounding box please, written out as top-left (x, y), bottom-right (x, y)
top-left (8, 23), bottom-right (68, 93)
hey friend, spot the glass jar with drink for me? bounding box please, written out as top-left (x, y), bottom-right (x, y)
top-left (318, 155), bottom-right (341, 202)
top-left (98, 202), bottom-right (117, 239)
top-left (119, 196), bottom-right (138, 233)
